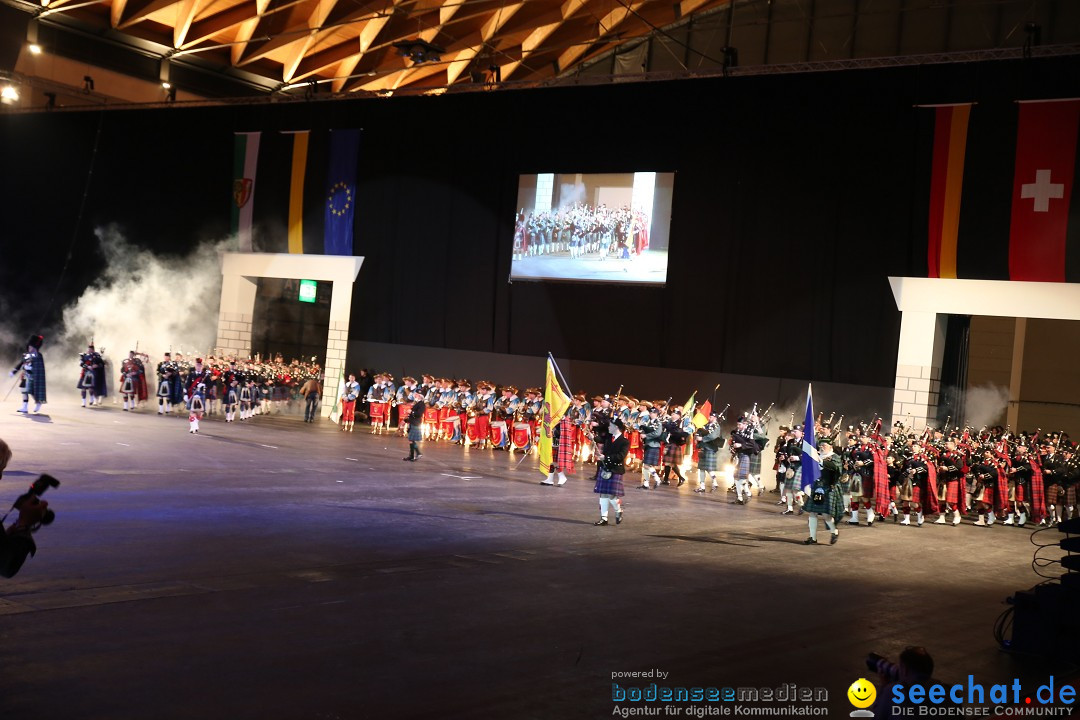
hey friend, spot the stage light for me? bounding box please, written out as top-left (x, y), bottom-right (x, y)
top-left (28, 43), bottom-right (42, 55)
top-left (165, 86), bottom-right (176, 102)
top-left (44, 91), bottom-right (55, 110)
top-left (0, 85), bottom-right (19, 104)
top-left (392, 39), bottom-right (445, 65)
top-left (82, 75), bottom-right (94, 92)
top-left (162, 81), bottom-right (172, 89)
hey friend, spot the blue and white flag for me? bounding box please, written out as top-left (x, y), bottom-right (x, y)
top-left (801, 384), bottom-right (821, 492)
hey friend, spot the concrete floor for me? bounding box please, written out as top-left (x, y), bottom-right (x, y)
top-left (0, 402), bottom-right (1067, 720)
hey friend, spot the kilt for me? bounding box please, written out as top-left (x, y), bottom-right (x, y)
top-left (939, 479), bottom-right (961, 506)
top-left (698, 446), bottom-right (721, 472)
top-left (1066, 484), bottom-right (1077, 508)
top-left (803, 483), bottom-right (845, 519)
top-left (973, 484), bottom-right (995, 506)
top-left (408, 423), bottom-right (423, 442)
top-left (552, 437), bottom-right (576, 474)
top-left (782, 466), bottom-right (802, 494)
top-left (734, 453), bottom-right (751, 480)
top-left (749, 454), bottom-right (762, 475)
top-left (592, 467), bottom-right (625, 497)
top-left (642, 446), bottom-right (661, 467)
top-left (1012, 483), bottom-right (1026, 504)
top-left (22, 354), bottom-right (46, 402)
top-left (909, 481), bottom-right (927, 506)
top-left (663, 443), bottom-right (684, 466)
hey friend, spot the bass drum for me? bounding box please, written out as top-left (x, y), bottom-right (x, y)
top-left (511, 422), bottom-right (532, 451)
top-left (465, 417), bottom-right (481, 443)
top-left (489, 421), bottom-right (506, 448)
top-left (440, 410), bottom-right (460, 439)
top-left (369, 401), bottom-right (388, 423)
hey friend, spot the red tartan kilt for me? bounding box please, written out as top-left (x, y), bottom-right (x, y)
top-left (973, 485), bottom-right (995, 505)
top-left (369, 402), bottom-right (388, 422)
top-left (910, 483), bottom-right (926, 506)
top-left (424, 407), bottom-right (439, 423)
top-left (440, 411), bottom-right (460, 436)
top-left (511, 422), bottom-right (531, 449)
top-left (1013, 483), bottom-right (1025, 503)
top-left (397, 402), bottom-right (413, 426)
top-left (940, 479), bottom-right (960, 505)
top-left (553, 437), bottom-right (576, 473)
top-left (489, 422), bottom-right (505, 447)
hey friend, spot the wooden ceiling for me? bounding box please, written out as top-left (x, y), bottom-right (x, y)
top-left (23, 0), bottom-right (731, 95)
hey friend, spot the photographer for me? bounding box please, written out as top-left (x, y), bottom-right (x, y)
top-left (0, 439), bottom-right (61, 578)
top-left (867, 647), bottom-right (936, 716)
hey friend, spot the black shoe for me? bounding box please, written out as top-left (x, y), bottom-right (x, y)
top-left (594, 519), bottom-right (609, 526)
top-left (616, 512), bottom-right (623, 525)
top-left (402, 456), bottom-right (413, 461)
top-left (803, 537), bottom-right (817, 545)
top-left (540, 481), bottom-right (554, 486)
top-left (830, 533), bottom-right (839, 545)
top-left (661, 480), bottom-right (670, 486)
top-left (637, 485), bottom-right (649, 490)
top-left (676, 480), bottom-right (684, 487)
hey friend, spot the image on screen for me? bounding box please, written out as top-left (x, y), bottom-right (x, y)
top-left (510, 172), bottom-right (674, 285)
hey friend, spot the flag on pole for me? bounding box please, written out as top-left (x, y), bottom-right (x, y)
top-left (925, 103), bottom-right (972, 279)
top-left (681, 391), bottom-right (696, 418)
top-left (801, 384), bottom-right (821, 493)
top-left (692, 399), bottom-right (711, 429)
top-left (538, 357), bottom-right (572, 476)
top-left (284, 130), bottom-right (310, 254)
top-left (328, 369), bottom-right (346, 424)
top-left (323, 129), bottom-right (362, 256)
top-left (1008, 99), bottom-right (1080, 282)
top-left (231, 131), bottom-right (261, 252)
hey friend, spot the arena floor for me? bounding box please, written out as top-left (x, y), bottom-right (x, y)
top-left (0, 402), bottom-right (1068, 720)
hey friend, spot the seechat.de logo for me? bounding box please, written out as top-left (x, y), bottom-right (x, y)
top-left (849, 678), bottom-right (877, 717)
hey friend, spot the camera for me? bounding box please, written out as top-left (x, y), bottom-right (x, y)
top-left (12, 474), bottom-right (60, 530)
top-left (865, 652), bottom-right (884, 672)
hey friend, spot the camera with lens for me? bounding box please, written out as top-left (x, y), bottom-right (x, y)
top-left (1, 473), bottom-right (61, 578)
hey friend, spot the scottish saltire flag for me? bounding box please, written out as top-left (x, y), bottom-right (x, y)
top-left (538, 357), bottom-right (572, 476)
top-left (323, 129), bottom-right (362, 256)
top-left (231, 131), bottom-right (261, 251)
top-left (801, 384), bottom-right (821, 492)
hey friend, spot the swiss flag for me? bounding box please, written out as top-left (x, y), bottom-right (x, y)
top-left (1008, 100), bottom-right (1080, 282)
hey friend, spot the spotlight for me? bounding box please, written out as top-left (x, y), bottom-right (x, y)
top-left (392, 39), bottom-right (445, 65)
top-left (1, 85), bottom-right (19, 104)
top-left (82, 75), bottom-right (94, 93)
top-left (28, 43), bottom-right (41, 55)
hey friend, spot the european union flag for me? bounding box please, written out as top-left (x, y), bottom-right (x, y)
top-left (323, 129), bottom-right (362, 255)
top-left (801, 384), bottom-right (821, 492)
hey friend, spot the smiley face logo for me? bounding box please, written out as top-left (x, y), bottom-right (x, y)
top-left (848, 678), bottom-right (877, 710)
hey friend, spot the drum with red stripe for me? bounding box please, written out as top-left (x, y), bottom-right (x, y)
top-left (397, 402), bottom-right (413, 428)
top-left (440, 410), bottom-right (460, 439)
top-left (511, 422), bottom-right (531, 451)
top-left (466, 416), bottom-right (481, 443)
top-left (627, 430), bottom-right (643, 461)
top-left (489, 420), bottom-right (506, 448)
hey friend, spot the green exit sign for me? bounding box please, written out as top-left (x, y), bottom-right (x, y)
top-left (298, 279), bottom-right (317, 303)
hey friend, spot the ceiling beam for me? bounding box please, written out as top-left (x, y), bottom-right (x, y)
top-left (172, 0), bottom-right (201, 48)
top-left (557, 1), bottom-right (645, 71)
top-left (116, 0), bottom-right (187, 29)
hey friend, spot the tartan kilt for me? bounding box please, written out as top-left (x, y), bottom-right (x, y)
top-left (782, 466), bottom-right (802, 494)
top-left (407, 424), bottom-right (423, 442)
top-left (1046, 483), bottom-right (1065, 506)
top-left (1013, 483), bottom-right (1026, 504)
top-left (592, 467), bottom-right (625, 497)
top-left (642, 446), bottom-right (661, 467)
top-left (939, 479), bottom-right (961, 505)
top-left (697, 446), bottom-right (721, 472)
top-left (663, 443), bottom-right (684, 466)
top-left (1066, 484), bottom-right (1077, 508)
top-left (973, 483), bottom-right (995, 506)
top-left (910, 481), bottom-right (928, 506)
top-left (804, 485), bottom-right (845, 519)
top-left (749, 454), bottom-right (762, 475)
top-left (552, 439), bottom-right (576, 474)
top-left (735, 453), bottom-right (751, 480)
